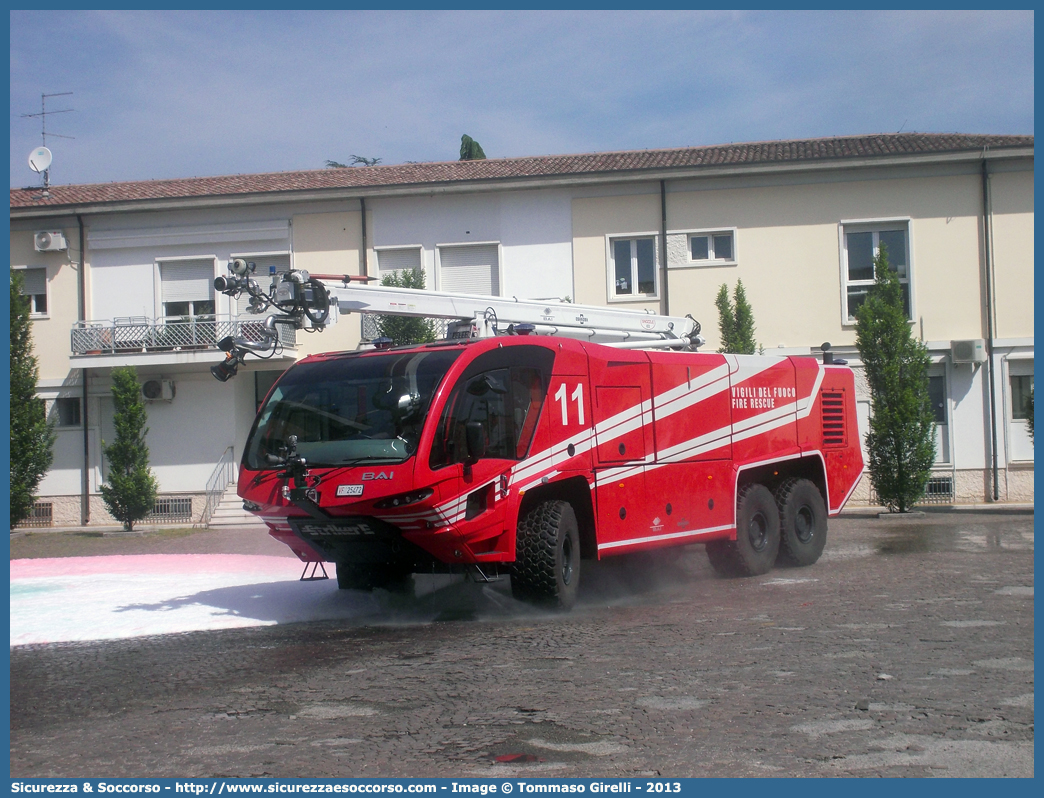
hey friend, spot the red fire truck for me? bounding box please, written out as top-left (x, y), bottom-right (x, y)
top-left (215, 263), bottom-right (863, 609)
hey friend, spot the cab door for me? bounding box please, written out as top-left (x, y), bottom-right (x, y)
top-left (427, 345), bottom-right (555, 559)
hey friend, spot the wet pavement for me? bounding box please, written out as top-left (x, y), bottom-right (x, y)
top-left (9, 511), bottom-right (1034, 778)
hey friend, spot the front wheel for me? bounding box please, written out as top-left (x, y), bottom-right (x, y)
top-left (512, 500), bottom-right (580, 611)
top-left (775, 478), bottom-right (828, 566)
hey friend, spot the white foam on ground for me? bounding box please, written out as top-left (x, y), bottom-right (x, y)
top-left (10, 554), bottom-right (379, 646)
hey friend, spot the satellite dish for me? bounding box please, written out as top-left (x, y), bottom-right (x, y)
top-left (29, 147), bottom-right (52, 173)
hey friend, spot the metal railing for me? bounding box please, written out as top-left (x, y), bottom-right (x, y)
top-left (71, 315), bottom-right (296, 356)
top-left (199, 446), bottom-right (237, 527)
top-left (146, 496), bottom-right (194, 524)
top-left (361, 312), bottom-right (449, 341)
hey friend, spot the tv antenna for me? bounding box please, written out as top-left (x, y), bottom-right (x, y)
top-left (21, 92), bottom-right (75, 192)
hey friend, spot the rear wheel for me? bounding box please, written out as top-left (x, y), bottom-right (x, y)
top-left (512, 500), bottom-right (580, 610)
top-left (335, 562), bottom-right (413, 593)
top-left (775, 478), bottom-right (828, 566)
top-left (706, 484), bottom-right (780, 577)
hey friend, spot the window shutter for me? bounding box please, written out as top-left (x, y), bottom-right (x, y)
top-left (439, 244), bottom-right (500, 295)
top-left (377, 247), bottom-right (422, 277)
top-left (19, 268), bottom-right (46, 296)
top-left (234, 254), bottom-right (290, 315)
top-left (161, 259), bottom-right (215, 303)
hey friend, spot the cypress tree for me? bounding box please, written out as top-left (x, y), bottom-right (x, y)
top-left (855, 244), bottom-right (935, 512)
top-left (716, 280), bottom-right (758, 354)
top-left (10, 272), bottom-right (55, 526)
top-left (375, 269), bottom-right (437, 345)
top-left (459, 135), bottom-right (486, 161)
top-left (715, 283), bottom-right (736, 354)
top-left (99, 367), bottom-right (158, 530)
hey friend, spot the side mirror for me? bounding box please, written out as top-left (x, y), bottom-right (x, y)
top-left (465, 422), bottom-right (486, 464)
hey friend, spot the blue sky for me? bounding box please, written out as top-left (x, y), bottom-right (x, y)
top-left (9, 9), bottom-right (1035, 189)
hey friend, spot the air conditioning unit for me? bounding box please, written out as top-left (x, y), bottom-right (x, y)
top-left (34, 231), bottom-right (67, 252)
top-left (141, 379), bottom-right (176, 402)
top-left (951, 339), bottom-right (987, 365)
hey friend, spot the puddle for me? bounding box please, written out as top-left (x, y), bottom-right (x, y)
top-left (874, 524), bottom-right (1034, 556)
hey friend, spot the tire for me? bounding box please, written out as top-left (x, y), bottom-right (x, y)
top-left (336, 562), bottom-right (414, 593)
top-left (775, 478), bottom-right (828, 567)
top-left (705, 484), bottom-right (780, 577)
top-left (511, 500), bottom-right (581, 611)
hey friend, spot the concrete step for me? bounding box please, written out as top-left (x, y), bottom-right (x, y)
top-left (207, 483), bottom-right (259, 526)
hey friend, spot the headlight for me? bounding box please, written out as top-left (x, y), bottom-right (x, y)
top-left (374, 488), bottom-right (434, 509)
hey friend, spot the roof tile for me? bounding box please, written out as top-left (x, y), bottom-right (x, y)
top-left (10, 132), bottom-right (1033, 210)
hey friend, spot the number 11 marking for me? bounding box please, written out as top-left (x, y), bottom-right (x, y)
top-left (555, 383), bottom-right (585, 426)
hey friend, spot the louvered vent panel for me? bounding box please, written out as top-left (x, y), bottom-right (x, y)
top-left (821, 390), bottom-right (847, 447)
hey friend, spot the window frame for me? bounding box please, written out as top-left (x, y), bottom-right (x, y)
top-left (683, 228), bottom-right (738, 267)
top-left (156, 256), bottom-right (217, 321)
top-left (375, 245), bottom-right (424, 282)
top-left (1004, 356), bottom-right (1034, 464)
top-left (927, 363), bottom-right (952, 467)
top-left (606, 233), bottom-right (660, 303)
top-left (839, 219), bottom-right (914, 325)
top-left (435, 241), bottom-right (502, 296)
top-left (13, 265), bottom-right (49, 318)
top-left (52, 396), bottom-right (83, 429)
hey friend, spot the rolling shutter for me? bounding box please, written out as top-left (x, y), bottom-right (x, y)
top-left (438, 244), bottom-right (500, 295)
top-left (160, 259), bottom-right (214, 303)
top-left (376, 247), bottom-right (422, 277)
top-left (19, 268), bottom-right (46, 296)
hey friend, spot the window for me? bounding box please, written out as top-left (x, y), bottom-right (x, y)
top-left (689, 231), bottom-right (735, 264)
top-left (610, 236), bottom-right (657, 300)
top-left (928, 371), bottom-right (950, 464)
top-left (54, 397), bottom-right (82, 428)
top-left (376, 247), bottom-right (422, 280)
top-left (429, 346), bottom-right (555, 469)
top-left (1007, 360), bottom-right (1033, 462)
top-left (841, 223), bottom-right (911, 322)
top-left (438, 244), bottom-right (500, 295)
top-left (160, 259), bottom-right (215, 319)
top-left (18, 267), bottom-right (48, 315)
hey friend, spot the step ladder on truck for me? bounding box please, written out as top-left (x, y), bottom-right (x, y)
top-left (210, 259), bottom-right (864, 610)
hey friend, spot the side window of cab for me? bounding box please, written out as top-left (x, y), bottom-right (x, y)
top-left (429, 346), bottom-right (554, 469)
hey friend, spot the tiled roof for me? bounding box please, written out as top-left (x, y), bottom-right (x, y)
top-left (10, 133), bottom-right (1033, 211)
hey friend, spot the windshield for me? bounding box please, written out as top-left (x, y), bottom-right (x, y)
top-left (244, 348), bottom-right (462, 470)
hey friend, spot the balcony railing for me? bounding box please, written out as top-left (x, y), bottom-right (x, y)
top-left (71, 315), bottom-right (296, 356)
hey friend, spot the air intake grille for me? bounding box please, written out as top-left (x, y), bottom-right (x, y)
top-left (821, 390), bottom-right (846, 447)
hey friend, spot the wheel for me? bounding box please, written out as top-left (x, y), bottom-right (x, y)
top-left (511, 500), bottom-right (580, 610)
top-left (775, 478), bottom-right (828, 566)
top-left (335, 562), bottom-right (414, 593)
top-left (706, 484), bottom-right (780, 577)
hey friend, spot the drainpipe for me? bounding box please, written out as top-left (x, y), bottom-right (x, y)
top-left (981, 155), bottom-right (999, 501)
top-left (660, 180), bottom-right (669, 316)
top-left (78, 214), bottom-right (90, 524)
top-left (360, 198), bottom-right (369, 278)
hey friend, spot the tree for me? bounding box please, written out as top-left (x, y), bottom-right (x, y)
top-left (10, 272), bottom-right (55, 526)
top-left (855, 243), bottom-right (935, 513)
top-left (326, 155), bottom-right (382, 168)
top-left (375, 269), bottom-right (437, 346)
top-left (715, 279), bottom-right (758, 354)
top-left (459, 134), bottom-right (486, 161)
top-left (99, 367), bottom-right (158, 530)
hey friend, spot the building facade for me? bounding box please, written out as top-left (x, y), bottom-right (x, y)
top-left (9, 133), bottom-right (1033, 526)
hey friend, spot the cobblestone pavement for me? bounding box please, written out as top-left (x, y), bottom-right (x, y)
top-left (10, 512), bottom-right (1034, 778)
